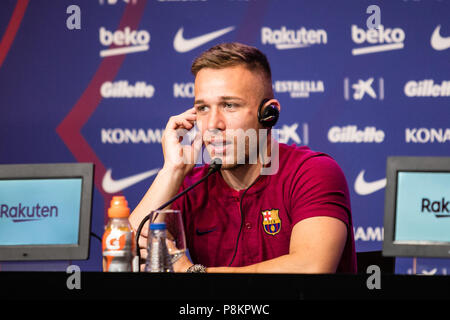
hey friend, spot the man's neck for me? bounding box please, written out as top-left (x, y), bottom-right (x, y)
top-left (220, 162), bottom-right (262, 191)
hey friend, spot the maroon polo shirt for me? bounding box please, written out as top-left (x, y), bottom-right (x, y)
top-left (171, 143), bottom-right (357, 273)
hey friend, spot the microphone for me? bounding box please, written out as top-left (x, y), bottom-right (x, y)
top-left (134, 158), bottom-right (222, 268)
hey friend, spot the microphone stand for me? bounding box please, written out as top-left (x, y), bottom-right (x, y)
top-left (135, 159), bottom-right (222, 270)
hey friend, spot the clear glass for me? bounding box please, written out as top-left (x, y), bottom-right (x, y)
top-left (146, 209), bottom-right (186, 268)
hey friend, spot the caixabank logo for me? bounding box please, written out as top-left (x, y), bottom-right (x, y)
top-left (273, 80), bottom-right (325, 98)
top-left (404, 79), bottom-right (450, 98)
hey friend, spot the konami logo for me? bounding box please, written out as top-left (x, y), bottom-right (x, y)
top-left (99, 26), bottom-right (150, 57)
top-left (351, 24), bottom-right (405, 55)
top-left (328, 125), bottom-right (385, 143)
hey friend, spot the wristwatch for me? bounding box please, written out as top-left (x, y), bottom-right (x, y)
top-left (186, 264), bottom-right (206, 273)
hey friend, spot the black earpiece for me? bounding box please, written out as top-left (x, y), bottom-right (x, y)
top-left (257, 99), bottom-right (279, 128)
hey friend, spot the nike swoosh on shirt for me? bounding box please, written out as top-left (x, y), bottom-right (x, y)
top-left (354, 170), bottom-right (386, 196)
top-left (102, 168), bottom-right (160, 193)
top-left (173, 26), bottom-right (235, 53)
top-left (431, 25), bottom-right (450, 51)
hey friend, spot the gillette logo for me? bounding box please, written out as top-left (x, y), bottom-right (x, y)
top-left (99, 27), bottom-right (150, 57)
top-left (351, 24), bottom-right (405, 55)
top-left (0, 203), bottom-right (59, 223)
top-left (328, 125), bottom-right (385, 143)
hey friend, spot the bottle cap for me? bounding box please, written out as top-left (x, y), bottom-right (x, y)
top-left (107, 195), bottom-right (130, 218)
top-left (150, 222), bottom-right (166, 230)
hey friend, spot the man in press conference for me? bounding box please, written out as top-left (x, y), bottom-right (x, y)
top-left (129, 42), bottom-right (356, 273)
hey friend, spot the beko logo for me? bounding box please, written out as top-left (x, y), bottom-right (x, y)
top-left (328, 126), bottom-right (385, 143)
top-left (405, 128), bottom-right (450, 143)
top-left (261, 26), bottom-right (327, 49)
top-left (351, 24), bottom-right (405, 55)
top-left (273, 81), bottom-right (324, 98)
top-left (100, 81), bottom-right (155, 98)
top-left (101, 128), bottom-right (164, 144)
top-left (99, 27), bottom-right (150, 57)
top-left (404, 80), bottom-right (450, 97)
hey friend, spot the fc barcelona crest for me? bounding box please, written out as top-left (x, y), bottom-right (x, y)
top-left (261, 209), bottom-right (281, 235)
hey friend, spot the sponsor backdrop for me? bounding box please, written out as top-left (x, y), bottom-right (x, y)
top-left (0, 0), bottom-right (449, 274)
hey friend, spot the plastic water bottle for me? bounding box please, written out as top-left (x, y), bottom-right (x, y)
top-left (145, 222), bottom-right (174, 272)
top-left (102, 196), bottom-right (136, 272)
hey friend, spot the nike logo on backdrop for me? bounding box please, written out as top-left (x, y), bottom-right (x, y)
top-left (354, 170), bottom-right (386, 196)
top-left (173, 26), bottom-right (235, 53)
top-left (431, 25), bottom-right (450, 51)
top-left (102, 168), bottom-right (160, 193)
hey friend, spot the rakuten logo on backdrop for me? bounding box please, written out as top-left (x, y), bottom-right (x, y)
top-left (261, 26), bottom-right (327, 50)
top-left (328, 125), bottom-right (385, 143)
top-left (101, 128), bottom-right (164, 144)
top-left (99, 27), bottom-right (150, 57)
top-left (100, 81), bottom-right (155, 98)
top-left (273, 80), bottom-right (324, 98)
top-left (404, 80), bottom-right (450, 97)
top-left (351, 24), bottom-right (405, 55)
top-left (405, 128), bottom-right (450, 143)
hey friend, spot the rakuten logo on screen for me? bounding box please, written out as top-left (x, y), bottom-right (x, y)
top-left (0, 203), bottom-right (58, 223)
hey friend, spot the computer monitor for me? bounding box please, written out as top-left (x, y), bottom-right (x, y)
top-left (0, 163), bottom-right (93, 261)
top-left (383, 156), bottom-right (450, 258)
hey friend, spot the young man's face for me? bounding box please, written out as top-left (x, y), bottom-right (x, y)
top-left (194, 65), bottom-right (268, 169)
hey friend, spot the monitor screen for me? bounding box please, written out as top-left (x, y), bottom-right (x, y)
top-left (383, 157), bottom-right (450, 258)
top-left (0, 163), bottom-right (93, 261)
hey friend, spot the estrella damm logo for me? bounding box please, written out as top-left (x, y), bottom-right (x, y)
top-left (261, 209), bottom-right (281, 235)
